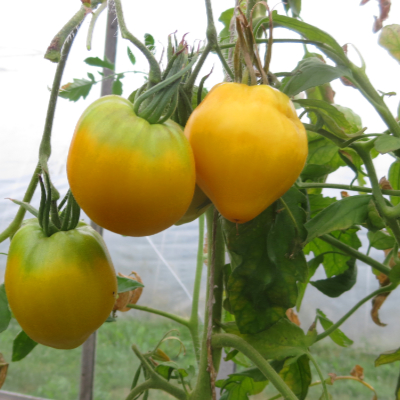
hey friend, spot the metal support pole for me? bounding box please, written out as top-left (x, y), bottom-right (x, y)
top-left (78, 4), bottom-right (118, 400)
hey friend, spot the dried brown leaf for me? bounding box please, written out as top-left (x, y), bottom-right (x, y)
top-left (340, 76), bottom-right (357, 88)
top-left (379, 176), bottom-right (393, 190)
top-left (350, 364), bottom-right (364, 380)
top-left (328, 373), bottom-right (337, 384)
top-left (341, 191), bottom-right (350, 198)
top-left (286, 308), bottom-right (301, 326)
top-left (360, 0), bottom-right (371, 5)
top-left (371, 291), bottom-right (390, 326)
top-left (113, 271), bottom-right (143, 312)
top-left (0, 354), bottom-right (8, 389)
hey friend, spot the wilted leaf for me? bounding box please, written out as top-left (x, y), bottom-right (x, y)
top-left (12, 331), bottom-right (38, 362)
top-left (279, 355), bottom-right (311, 400)
top-left (311, 259), bottom-right (357, 298)
top-left (379, 24), bottom-right (400, 62)
top-left (375, 348), bottom-right (400, 367)
top-left (350, 364), bottom-right (364, 380)
top-left (371, 291), bottom-right (390, 326)
top-left (0, 354), bottom-right (8, 389)
top-left (316, 309), bottom-right (354, 347)
top-left (305, 195), bottom-right (372, 243)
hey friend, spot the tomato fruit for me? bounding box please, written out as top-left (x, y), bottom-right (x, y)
top-left (184, 83), bottom-right (308, 223)
top-left (175, 184), bottom-right (212, 225)
top-left (67, 95), bottom-right (196, 237)
top-left (5, 219), bottom-right (117, 350)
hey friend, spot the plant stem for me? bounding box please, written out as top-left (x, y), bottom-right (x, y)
top-left (44, 5), bottom-right (88, 62)
top-left (315, 283), bottom-right (396, 343)
top-left (298, 182), bottom-right (400, 197)
top-left (307, 352), bottom-right (329, 400)
top-left (184, 43), bottom-right (212, 92)
top-left (212, 333), bottom-right (299, 400)
top-left (86, 0), bottom-right (107, 50)
top-left (0, 164), bottom-right (41, 243)
top-left (319, 234), bottom-right (391, 276)
top-left (188, 214), bottom-right (206, 365)
top-left (127, 304), bottom-right (189, 327)
top-left (126, 345), bottom-right (187, 400)
top-left (114, 0), bottom-right (161, 86)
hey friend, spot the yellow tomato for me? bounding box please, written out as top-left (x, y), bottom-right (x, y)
top-left (67, 95), bottom-right (195, 236)
top-left (5, 219), bottom-right (117, 350)
top-left (184, 83), bottom-right (308, 223)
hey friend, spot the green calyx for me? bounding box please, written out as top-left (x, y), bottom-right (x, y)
top-left (133, 38), bottom-right (199, 125)
top-left (8, 170), bottom-right (81, 238)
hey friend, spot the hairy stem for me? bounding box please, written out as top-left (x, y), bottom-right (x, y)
top-left (212, 333), bottom-right (299, 400)
top-left (86, 0), bottom-right (107, 50)
top-left (315, 283), bottom-right (396, 342)
top-left (319, 234), bottom-right (391, 276)
top-left (114, 0), bottom-right (161, 86)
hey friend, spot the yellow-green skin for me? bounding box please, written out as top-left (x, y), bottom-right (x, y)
top-left (184, 83), bottom-right (308, 223)
top-left (67, 95), bottom-right (196, 237)
top-left (5, 219), bottom-right (117, 350)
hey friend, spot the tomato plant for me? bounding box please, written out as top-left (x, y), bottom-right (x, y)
top-left (1, 0), bottom-right (400, 399)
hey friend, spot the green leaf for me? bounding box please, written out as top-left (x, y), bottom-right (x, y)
top-left (389, 161), bottom-right (400, 206)
top-left (7, 199), bottom-right (39, 218)
top-left (59, 78), bottom-right (94, 102)
top-left (223, 188), bottom-right (308, 334)
top-left (127, 47), bottom-right (136, 65)
top-left (308, 194), bottom-right (337, 218)
top-left (117, 276), bottom-right (144, 293)
top-left (0, 284), bottom-right (11, 333)
top-left (334, 105), bottom-right (362, 133)
top-left (305, 195), bottom-right (372, 243)
top-left (311, 258), bottom-right (357, 297)
top-left (217, 374), bottom-right (267, 400)
top-left (296, 255), bottom-right (324, 311)
top-left (87, 72), bottom-right (95, 82)
top-left (375, 348), bottom-right (400, 367)
top-left (305, 229), bottom-right (361, 277)
top-left (301, 164), bottom-right (333, 180)
top-left (368, 230), bottom-right (395, 250)
top-left (155, 361), bottom-right (179, 381)
top-left (316, 309), bottom-right (353, 347)
top-left (282, 58), bottom-right (351, 97)
top-left (378, 24), bottom-right (400, 63)
top-left (218, 8), bottom-right (234, 40)
top-left (279, 355), bottom-right (311, 400)
top-left (296, 99), bottom-right (356, 138)
top-left (374, 135), bottom-right (400, 154)
top-left (12, 331), bottom-right (38, 362)
top-left (271, 12), bottom-right (348, 64)
top-left (222, 319), bottom-right (310, 361)
top-left (144, 33), bottom-right (156, 54)
top-left (84, 56), bottom-right (114, 70)
top-left (112, 78), bottom-right (123, 96)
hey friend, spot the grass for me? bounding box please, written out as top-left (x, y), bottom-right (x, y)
top-left (0, 317), bottom-right (399, 399)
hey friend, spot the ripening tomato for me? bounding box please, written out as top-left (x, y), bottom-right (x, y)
top-left (67, 95), bottom-right (196, 237)
top-left (5, 219), bottom-right (117, 350)
top-left (184, 83), bottom-right (308, 223)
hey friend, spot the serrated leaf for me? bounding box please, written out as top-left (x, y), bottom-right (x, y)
top-left (144, 33), bottom-right (156, 54)
top-left (222, 319), bottom-right (310, 361)
top-left (308, 194), bottom-right (337, 218)
top-left (12, 331), bottom-right (38, 362)
top-left (375, 348), bottom-right (400, 367)
top-left (59, 78), bottom-right (94, 102)
top-left (282, 58), bottom-right (351, 97)
top-left (305, 195), bottom-right (372, 243)
top-left (305, 229), bottom-right (361, 277)
top-left (218, 7), bottom-right (234, 40)
top-left (374, 135), bottom-right (400, 154)
top-left (84, 56), bottom-right (114, 70)
top-left (368, 230), bottom-right (395, 250)
top-left (127, 47), bottom-right (136, 65)
top-left (316, 309), bottom-right (353, 347)
top-left (117, 275), bottom-right (144, 293)
top-left (334, 105), bottom-right (362, 133)
top-left (311, 258), bottom-right (357, 297)
top-left (389, 160), bottom-right (400, 206)
top-left (223, 188), bottom-right (308, 334)
top-left (217, 374), bottom-right (267, 400)
top-left (0, 284), bottom-right (11, 333)
top-left (279, 355), bottom-right (311, 400)
top-left (378, 24), bottom-right (400, 63)
top-left (112, 78), bottom-right (123, 95)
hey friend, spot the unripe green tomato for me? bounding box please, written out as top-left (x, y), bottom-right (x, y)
top-left (67, 95), bottom-right (196, 237)
top-left (185, 83), bottom-right (308, 223)
top-left (5, 219), bottom-right (117, 350)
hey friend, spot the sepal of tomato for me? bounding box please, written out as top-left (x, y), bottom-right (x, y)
top-left (5, 219), bottom-right (117, 350)
top-left (67, 95), bottom-right (196, 236)
top-left (184, 83), bottom-right (308, 223)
